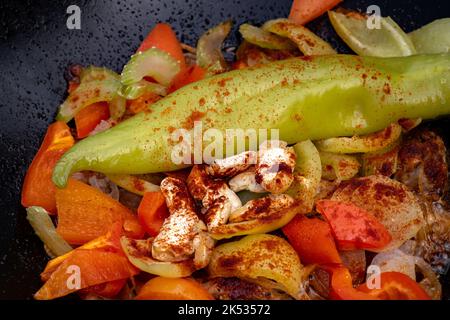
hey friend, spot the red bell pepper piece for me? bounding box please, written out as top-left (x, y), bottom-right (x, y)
top-left (316, 200), bottom-right (392, 251)
top-left (358, 272), bottom-right (431, 300)
top-left (282, 214), bottom-right (342, 265)
top-left (137, 23), bottom-right (186, 71)
top-left (21, 122), bottom-right (75, 213)
top-left (74, 102), bottom-right (110, 138)
top-left (288, 0), bottom-right (342, 25)
top-left (137, 192), bottom-right (169, 237)
top-left (169, 64), bottom-right (206, 92)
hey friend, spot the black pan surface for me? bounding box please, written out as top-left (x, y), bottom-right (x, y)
top-left (0, 0), bottom-right (449, 299)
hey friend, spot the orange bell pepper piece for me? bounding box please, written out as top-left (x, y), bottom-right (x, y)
top-left (21, 122), bottom-right (75, 213)
top-left (34, 248), bottom-right (139, 300)
top-left (358, 272), bottom-right (431, 300)
top-left (316, 200), bottom-right (392, 251)
top-left (169, 64), bottom-right (206, 92)
top-left (82, 278), bottom-right (127, 298)
top-left (137, 23), bottom-right (186, 71)
top-left (321, 265), bottom-right (378, 300)
top-left (288, 0), bottom-right (342, 25)
top-left (137, 192), bottom-right (169, 237)
top-left (55, 178), bottom-right (144, 245)
top-left (135, 277), bottom-right (214, 300)
top-left (74, 102), bottom-right (110, 138)
top-left (282, 214), bottom-right (342, 265)
top-left (41, 221), bottom-right (123, 281)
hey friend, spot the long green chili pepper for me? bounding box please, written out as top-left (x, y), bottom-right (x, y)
top-left (53, 54), bottom-right (450, 188)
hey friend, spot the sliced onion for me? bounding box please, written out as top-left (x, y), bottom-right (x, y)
top-left (88, 174), bottom-right (120, 201)
top-left (88, 119), bottom-right (116, 136)
top-left (369, 247), bottom-right (442, 300)
top-left (239, 23), bottom-right (296, 50)
top-left (414, 256), bottom-right (442, 300)
top-left (121, 236), bottom-right (195, 277)
top-left (370, 248), bottom-right (416, 280)
top-left (315, 123), bottom-right (402, 154)
top-left (106, 174), bottom-right (160, 196)
top-left (197, 21), bottom-right (232, 75)
top-left (319, 151), bottom-right (360, 181)
top-left (286, 140), bottom-right (322, 212)
top-left (262, 19), bottom-right (336, 55)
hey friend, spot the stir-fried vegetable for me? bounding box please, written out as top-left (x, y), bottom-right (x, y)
top-left (35, 248), bottom-right (139, 300)
top-left (74, 102), bottom-right (110, 138)
top-left (55, 178), bottom-right (144, 244)
top-left (120, 236), bottom-right (196, 277)
top-left (328, 10), bottom-right (416, 57)
top-left (282, 215), bottom-right (342, 265)
top-left (118, 80), bottom-right (167, 100)
top-left (409, 18), bottom-right (450, 54)
top-left (137, 192), bottom-right (169, 237)
top-left (319, 151), bottom-right (360, 181)
top-left (357, 272), bottom-right (430, 300)
top-left (315, 123), bottom-right (402, 154)
top-left (136, 277), bottom-right (213, 300)
top-left (196, 21), bottom-right (232, 75)
top-left (121, 48), bottom-right (181, 86)
top-left (106, 174), bottom-right (160, 195)
top-left (362, 141), bottom-right (399, 176)
top-left (322, 265), bottom-right (376, 300)
top-left (208, 234), bottom-right (310, 298)
top-left (331, 175), bottom-right (424, 251)
top-left (137, 23), bottom-right (187, 70)
top-left (56, 79), bottom-right (121, 122)
top-left (209, 202), bottom-right (301, 240)
top-left (286, 140), bottom-right (321, 211)
top-left (26, 206), bottom-right (73, 257)
top-left (79, 66), bottom-right (120, 82)
top-left (239, 23), bottom-right (296, 50)
top-left (262, 18), bottom-right (336, 55)
top-left (21, 121), bottom-right (75, 213)
top-left (40, 222), bottom-right (122, 281)
top-left (289, 0), bottom-right (342, 25)
top-left (52, 54), bottom-right (450, 188)
top-left (108, 94), bottom-right (127, 119)
top-left (316, 200), bottom-right (392, 251)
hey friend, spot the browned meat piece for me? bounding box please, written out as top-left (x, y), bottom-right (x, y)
top-left (202, 277), bottom-right (292, 300)
top-left (228, 194), bottom-right (294, 223)
top-left (187, 165), bottom-right (241, 230)
top-left (206, 151), bottom-right (257, 178)
top-left (416, 198), bottom-right (450, 275)
top-left (255, 140), bottom-right (297, 194)
top-left (395, 129), bottom-right (448, 200)
top-left (152, 177), bottom-right (212, 268)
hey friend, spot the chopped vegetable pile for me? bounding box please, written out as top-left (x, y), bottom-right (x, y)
top-left (21, 0), bottom-right (450, 300)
